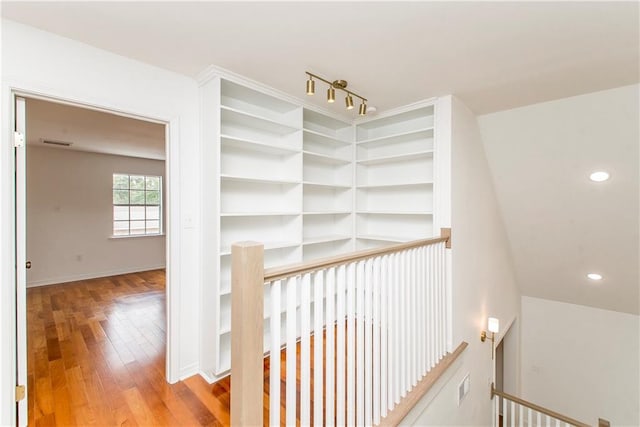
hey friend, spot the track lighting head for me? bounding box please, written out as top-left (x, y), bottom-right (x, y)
top-left (306, 78), bottom-right (315, 96)
top-left (346, 94), bottom-right (354, 110)
top-left (327, 87), bottom-right (335, 103)
top-left (359, 101), bottom-right (367, 116)
top-left (306, 71), bottom-right (367, 114)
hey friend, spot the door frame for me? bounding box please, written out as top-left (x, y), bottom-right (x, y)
top-left (3, 85), bottom-right (180, 425)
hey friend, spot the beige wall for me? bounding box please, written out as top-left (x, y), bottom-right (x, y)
top-left (27, 145), bottom-right (165, 286)
top-left (407, 96), bottom-right (521, 425)
top-left (521, 296), bottom-right (639, 426)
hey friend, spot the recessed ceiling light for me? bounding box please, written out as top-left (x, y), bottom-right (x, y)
top-left (589, 171), bottom-right (610, 182)
top-left (587, 273), bottom-right (603, 281)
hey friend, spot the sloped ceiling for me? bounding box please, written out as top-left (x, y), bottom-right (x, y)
top-left (478, 85), bottom-right (639, 315)
top-left (2, 2), bottom-right (638, 116)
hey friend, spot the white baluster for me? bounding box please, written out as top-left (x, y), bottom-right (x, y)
top-left (502, 396), bottom-right (507, 427)
top-left (269, 280), bottom-right (281, 427)
top-left (536, 411), bottom-right (541, 427)
top-left (286, 276), bottom-right (297, 427)
top-left (429, 244), bottom-right (435, 370)
top-left (373, 256), bottom-right (381, 425)
top-left (528, 407), bottom-right (532, 427)
top-left (419, 246), bottom-right (426, 378)
top-left (301, 273), bottom-right (311, 426)
top-left (347, 262), bottom-right (356, 426)
top-left (365, 258), bottom-right (373, 426)
top-left (336, 265), bottom-right (346, 427)
top-left (519, 403), bottom-right (523, 427)
top-left (380, 255), bottom-right (388, 418)
top-left (387, 253), bottom-right (396, 410)
top-left (409, 248), bottom-right (417, 387)
top-left (356, 260), bottom-right (365, 424)
top-left (313, 270), bottom-right (324, 426)
top-left (399, 251), bottom-right (407, 396)
top-left (325, 267), bottom-right (335, 426)
top-left (511, 401), bottom-right (515, 427)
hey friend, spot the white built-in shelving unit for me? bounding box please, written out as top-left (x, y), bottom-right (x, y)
top-left (302, 109), bottom-right (354, 261)
top-left (355, 106), bottom-right (435, 249)
top-left (201, 71), bottom-right (440, 378)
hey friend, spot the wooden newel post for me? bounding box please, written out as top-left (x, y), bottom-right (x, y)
top-left (231, 241), bottom-right (265, 427)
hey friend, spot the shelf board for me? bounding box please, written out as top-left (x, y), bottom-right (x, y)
top-left (221, 134), bottom-right (300, 156)
top-left (220, 240), bottom-right (301, 256)
top-left (221, 106), bottom-right (300, 135)
top-left (303, 129), bottom-right (351, 146)
top-left (303, 235), bottom-right (352, 245)
top-left (356, 210), bottom-right (433, 215)
top-left (357, 150), bottom-right (434, 165)
top-left (302, 150), bottom-right (351, 165)
top-left (356, 127), bottom-right (434, 145)
top-left (357, 181), bottom-right (433, 189)
top-left (356, 234), bottom-right (410, 243)
top-left (302, 181), bottom-right (351, 189)
top-left (220, 212), bottom-right (300, 217)
top-left (221, 174), bottom-right (300, 185)
top-left (302, 211), bottom-right (351, 215)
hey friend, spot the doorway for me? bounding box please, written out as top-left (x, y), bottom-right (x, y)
top-left (13, 93), bottom-right (173, 425)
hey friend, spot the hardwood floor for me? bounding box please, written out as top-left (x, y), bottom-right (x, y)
top-left (27, 270), bottom-right (232, 426)
top-left (28, 270), bottom-right (351, 426)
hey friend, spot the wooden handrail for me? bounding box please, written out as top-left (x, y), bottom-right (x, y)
top-left (491, 387), bottom-right (590, 427)
top-left (264, 229), bottom-right (450, 282)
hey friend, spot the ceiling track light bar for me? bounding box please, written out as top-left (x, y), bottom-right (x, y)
top-left (305, 71), bottom-right (368, 115)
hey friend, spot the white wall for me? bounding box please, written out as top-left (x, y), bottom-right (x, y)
top-left (477, 84), bottom-right (639, 315)
top-left (407, 96), bottom-right (521, 425)
top-left (26, 146), bottom-right (165, 286)
top-left (521, 296), bottom-right (640, 426)
top-left (1, 19), bottom-right (201, 424)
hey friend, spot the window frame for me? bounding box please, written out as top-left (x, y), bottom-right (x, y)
top-left (112, 173), bottom-right (163, 237)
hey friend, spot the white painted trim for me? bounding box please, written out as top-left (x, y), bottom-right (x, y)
top-left (0, 85), bottom-right (18, 427)
top-left (494, 314), bottom-right (517, 347)
top-left (198, 369), bottom-right (225, 385)
top-left (178, 362), bottom-right (200, 381)
top-left (1, 83), bottom-right (181, 410)
top-left (353, 97), bottom-right (438, 126)
top-left (26, 265), bottom-right (167, 288)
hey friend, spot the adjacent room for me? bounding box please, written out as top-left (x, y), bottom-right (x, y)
top-left (23, 98), bottom-right (170, 425)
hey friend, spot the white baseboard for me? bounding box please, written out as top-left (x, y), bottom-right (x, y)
top-left (26, 264), bottom-right (166, 288)
top-left (178, 362), bottom-right (199, 381)
top-left (198, 369), bottom-right (228, 384)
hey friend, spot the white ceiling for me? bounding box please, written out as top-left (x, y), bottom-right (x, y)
top-left (479, 85), bottom-right (639, 315)
top-left (4, 2), bottom-right (639, 314)
top-left (26, 98), bottom-right (166, 160)
top-left (2, 1), bottom-right (638, 116)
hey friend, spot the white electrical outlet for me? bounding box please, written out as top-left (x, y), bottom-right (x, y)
top-left (458, 374), bottom-right (470, 406)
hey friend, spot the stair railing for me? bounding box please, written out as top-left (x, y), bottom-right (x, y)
top-left (491, 385), bottom-right (591, 427)
top-left (231, 228), bottom-right (466, 426)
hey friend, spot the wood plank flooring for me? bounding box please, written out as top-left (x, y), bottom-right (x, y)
top-left (27, 270), bottom-right (233, 426)
top-left (28, 270), bottom-right (441, 426)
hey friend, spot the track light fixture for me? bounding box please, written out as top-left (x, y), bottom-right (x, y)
top-left (345, 94), bottom-right (354, 110)
top-left (306, 76), bottom-right (315, 95)
top-left (327, 86), bottom-right (335, 103)
top-left (305, 71), bottom-right (367, 115)
top-left (359, 101), bottom-right (367, 116)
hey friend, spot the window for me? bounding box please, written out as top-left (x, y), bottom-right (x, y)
top-left (113, 174), bottom-right (162, 236)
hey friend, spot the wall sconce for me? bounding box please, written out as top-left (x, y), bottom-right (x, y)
top-left (480, 317), bottom-right (499, 359)
top-left (305, 71), bottom-right (368, 115)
